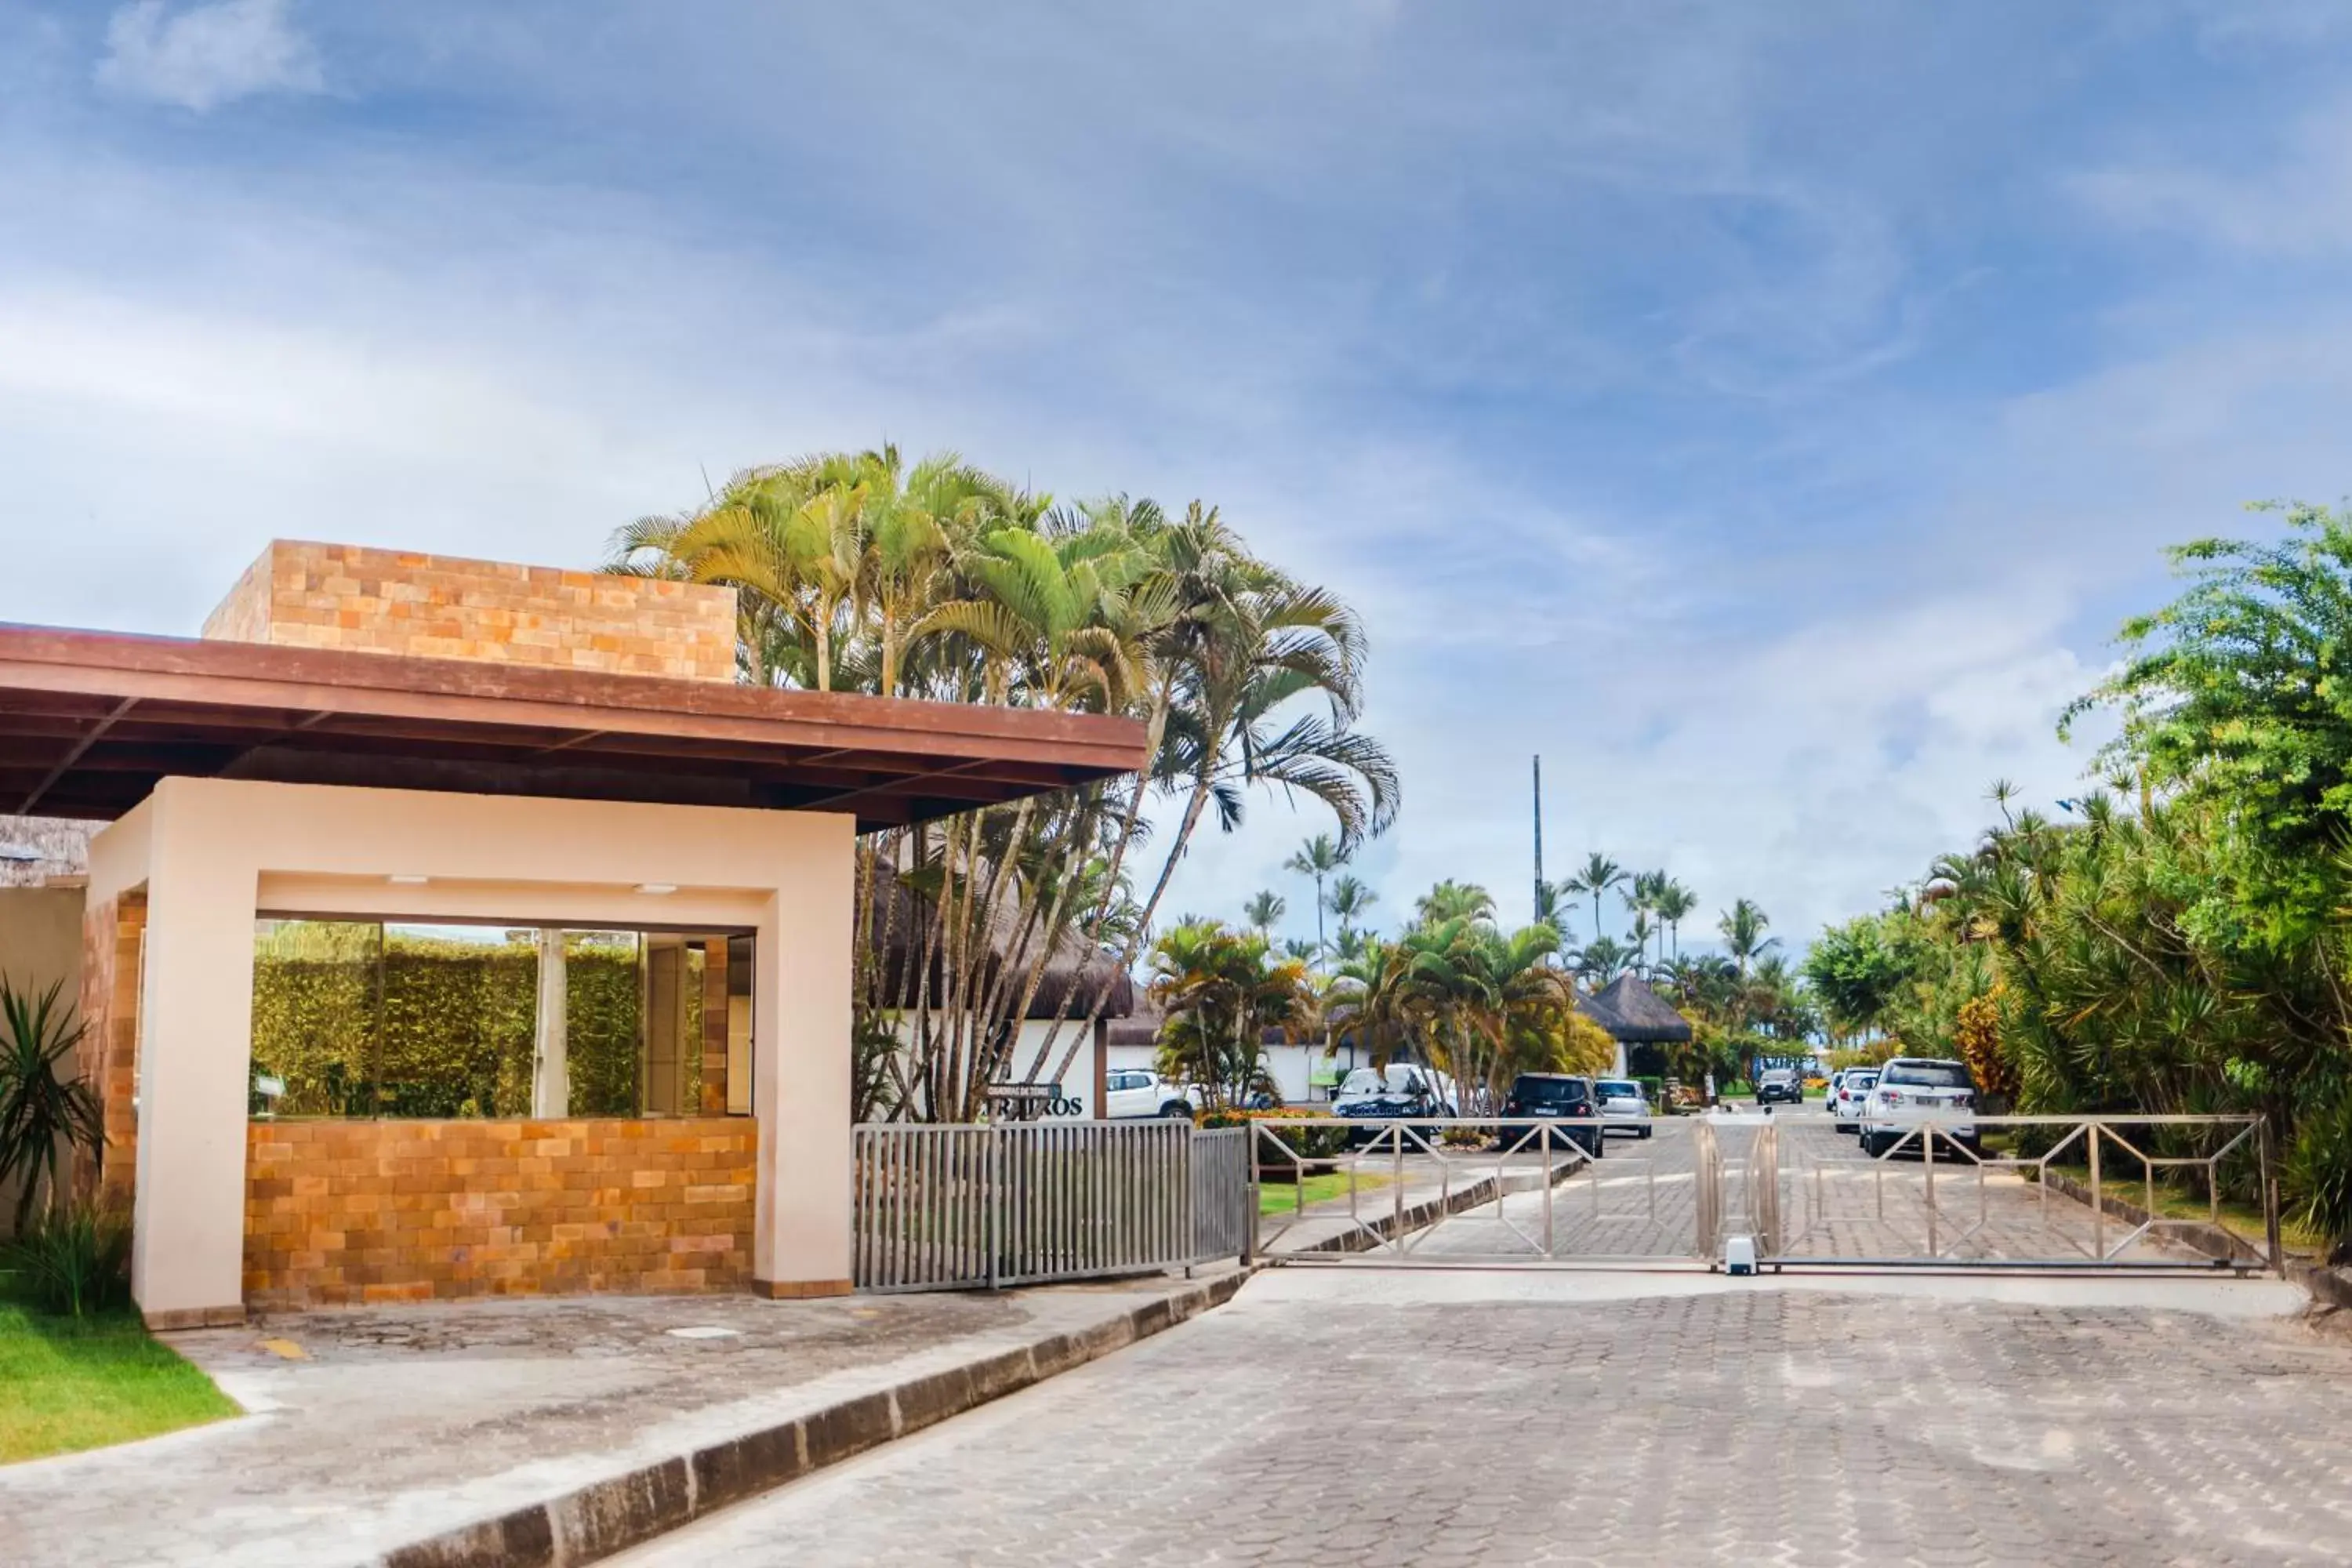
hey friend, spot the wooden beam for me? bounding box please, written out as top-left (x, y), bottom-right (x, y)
top-left (15, 696), bottom-right (136, 815)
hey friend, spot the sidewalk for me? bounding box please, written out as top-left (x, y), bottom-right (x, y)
top-left (0, 1269), bottom-right (1249, 1568)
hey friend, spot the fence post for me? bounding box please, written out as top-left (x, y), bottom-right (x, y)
top-left (1181, 1124), bottom-right (1197, 1276)
top-left (1923, 1123), bottom-right (1936, 1260)
top-left (985, 1123), bottom-right (1002, 1291)
top-left (2259, 1116), bottom-right (2284, 1279)
top-left (2089, 1123), bottom-right (2104, 1261)
top-left (1242, 1126), bottom-right (1258, 1266)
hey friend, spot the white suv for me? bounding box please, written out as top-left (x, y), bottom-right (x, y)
top-left (1830, 1068), bottom-right (1878, 1132)
top-left (1858, 1058), bottom-right (1978, 1157)
top-left (1103, 1068), bottom-right (1196, 1120)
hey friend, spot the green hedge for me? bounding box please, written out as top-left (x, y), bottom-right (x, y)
top-left (251, 925), bottom-right (648, 1120)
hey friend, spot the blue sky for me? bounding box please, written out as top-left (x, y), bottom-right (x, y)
top-left (4, 2), bottom-right (2350, 955)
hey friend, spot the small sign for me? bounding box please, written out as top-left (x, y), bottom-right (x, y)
top-left (253, 1074), bottom-right (287, 1098)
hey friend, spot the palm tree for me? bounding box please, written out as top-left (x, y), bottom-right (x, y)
top-left (1148, 920), bottom-right (1308, 1109)
top-left (1654, 880), bottom-right (1699, 960)
top-left (1285, 834), bottom-right (1346, 960)
top-left (1719, 898), bottom-right (1777, 978)
top-left (1627, 911), bottom-right (1658, 975)
top-left (1574, 935), bottom-right (1638, 986)
top-left (1533, 877), bottom-right (1576, 948)
top-left (1243, 889), bottom-right (1287, 938)
top-left (1629, 870), bottom-right (1667, 967)
top-left (1326, 873), bottom-right (1377, 931)
top-left (1564, 854), bottom-right (1626, 943)
top-left (1414, 880), bottom-right (1496, 927)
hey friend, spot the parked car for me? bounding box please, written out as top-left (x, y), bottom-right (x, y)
top-left (1102, 1067), bottom-right (1196, 1120)
top-left (1858, 1057), bottom-right (1979, 1157)
top-left (1330, 1064), bottom-right (1458, 1116)
top-left (1755, 1067), bottom-right (1803, 1106)
top-left (1830, 1068), bottom-right (1878, 1132)
top-left (1501, 1073), bottom-right (1605, 1156)
top-left (1593, 1078), bottom-right (1654, 1139)
top-left (1330, 1064), bottom-right (1457, 1146)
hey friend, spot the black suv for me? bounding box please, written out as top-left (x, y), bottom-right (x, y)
top-left (1755, 1068), bottom-right (1804, 1106)
top-left (1501, 1073), bottom-right (1604, 1157)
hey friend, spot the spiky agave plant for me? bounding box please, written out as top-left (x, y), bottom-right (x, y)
top-left (0, 978), bottom-right (103, 1235)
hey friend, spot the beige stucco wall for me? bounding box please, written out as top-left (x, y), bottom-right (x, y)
top-left (0, 886), bottom-right (82, 995)
top-left (0, 887), bottom-right (86, 1237)
top-left (86, 776), bottom-right (854, 1325)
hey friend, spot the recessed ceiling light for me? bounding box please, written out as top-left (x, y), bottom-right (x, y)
top-left (636, 883), bottom-right (678, 895)
top-left (387, 874), bottom-right (430, 886)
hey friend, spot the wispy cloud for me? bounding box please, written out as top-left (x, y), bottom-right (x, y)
top-left (9, 2), bottom-right (2352, 955)
top-left (96, 0), bottom-right (323, 112)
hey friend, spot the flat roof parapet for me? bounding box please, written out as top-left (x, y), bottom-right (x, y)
top-left (205, 540), bottom-right (741, 684)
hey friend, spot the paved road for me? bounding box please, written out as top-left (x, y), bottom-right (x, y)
top-left (615, 1269), bottom-right (2352, 1567)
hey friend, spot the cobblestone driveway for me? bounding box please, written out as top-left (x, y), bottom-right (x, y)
top-left (618, 1273), bottom-right (2352, 1567)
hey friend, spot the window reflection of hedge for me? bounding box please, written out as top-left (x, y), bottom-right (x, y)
top-left (251, 922), bottom-right (380, 1117)
top-left (377, 935), bottom-right (538, 1117)
top-left (565, 935), bottom-right (643, 1117)
top-left (252, 922), bottom-right (675, 1120)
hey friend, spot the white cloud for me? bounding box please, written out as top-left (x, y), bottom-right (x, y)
top-left (96, 0), bottom-right (324, 112)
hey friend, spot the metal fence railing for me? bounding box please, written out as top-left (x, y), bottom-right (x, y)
top-left (852, 1121), bottom-right (1250, 1293)
top-left (1192, 1127), bottom-right (1252, 1264)
top-left (1759, 1112), bottom-right (2281, 1274)
top-left (1241, 1118), bottom-right (1695, 1263)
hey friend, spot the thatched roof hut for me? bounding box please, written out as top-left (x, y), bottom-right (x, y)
top-left (862, 866), bottom-right (1134, 1021)
top-left (1578, 974), bottom-right (1693, 1044)
top-left (0, 816), bottom-right (93, 889)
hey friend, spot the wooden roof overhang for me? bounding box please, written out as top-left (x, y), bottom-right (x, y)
top-left (0, 625), bottom-right (1149, 830)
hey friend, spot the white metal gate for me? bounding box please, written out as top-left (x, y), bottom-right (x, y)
top-left (1757, 1112), bottom-right (2284, 1274)
top-left (852, 1121), bottom-right (1252, 1292)
top-left (1249, 1117), bottom-right (1707, 1266)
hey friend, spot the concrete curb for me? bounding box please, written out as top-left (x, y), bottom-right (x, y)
top-left (2032, 1171), bottom-right (2352, 1316)
top-left (378, 1269), bottom-right (1254, 1568)
top-left (2037, 1171), bottom-right (2263, 1266)
top-left (2289, 1259), bottom-right (2352, 1314)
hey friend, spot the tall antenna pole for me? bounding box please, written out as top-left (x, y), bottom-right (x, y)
top-left (1532, 753), bottom-right (1544, 925)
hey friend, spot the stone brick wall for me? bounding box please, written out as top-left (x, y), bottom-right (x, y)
top-left (74, 895), bottom-right (144, 1208)
top-left (201, 540), bottom-right (740, 683)
top-left (243, 1117), bottom-right (755, 1308)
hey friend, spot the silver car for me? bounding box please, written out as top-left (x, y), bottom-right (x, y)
top-left (1830, 1068), bottom-right (1878, 1131)
top-left (1593, 1078), bottom-right (1653, 1139)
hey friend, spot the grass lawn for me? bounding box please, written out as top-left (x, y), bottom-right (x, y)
top-left (0, 1302), bottom-right (240, 1465)
top-left (1258, 1170), bottom-right (1393, 1216)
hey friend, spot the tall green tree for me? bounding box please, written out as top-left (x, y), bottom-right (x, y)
top-left (1243, 890), bottom-right (1287, 938)
top-left (1718, 898), bottom-right (1776, 978)
top-left (1414, 880), bottom-right (1496, 927)
top-left (1565, 854), bottom-right (1626, 943)
top-left (1285, 833), bottom-right (1346, 960)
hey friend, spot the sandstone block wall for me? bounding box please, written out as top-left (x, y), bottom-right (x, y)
top-left (74, 894), bottom-right (143, 1210)
top-left (243, 1117), bottom-right (755, 1308)
top-left (202, 540), bottom-right (739, 683)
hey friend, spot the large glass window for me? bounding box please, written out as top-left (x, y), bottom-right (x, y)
top-left (250, 918), bottom-right (753, 1120)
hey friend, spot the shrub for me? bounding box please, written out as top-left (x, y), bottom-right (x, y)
top-left (4, 1200), bottom-right (132, 1318)
top-left (1200, 1108), bottom-right (1350, 1162)
top-left (2285, 1089), bottom-right (2352, 1263)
